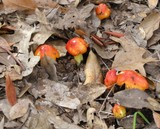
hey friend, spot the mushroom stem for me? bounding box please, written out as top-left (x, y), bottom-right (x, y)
top-left (74, 54), bottom-right (83, 65)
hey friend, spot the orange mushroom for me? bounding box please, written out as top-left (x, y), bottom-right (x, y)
top-left (95, 3), bottom-right (111, 20)
top-left (104, 69), bottom-right (117, 89)
top-left (66, 37), bottom-right (88, 65)
top-left (116, 70), bottom-right (148, 91)
top-left (34, 44), bottom-right (60, 60)
top-left (112, 104), bottom-right (126, 119)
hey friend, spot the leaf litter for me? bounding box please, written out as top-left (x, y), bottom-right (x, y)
top-left (0, 0), bottom-right (159, 129)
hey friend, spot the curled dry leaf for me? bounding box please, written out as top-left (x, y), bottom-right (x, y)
top-left (148, 0), bottom-right (158, 9)
top-left (5, 74), bottom-right (17, 106)
top-left (40, 55), bottom-right (58, 81)
top-left (0, 117), bottom-right (4, 129)
top-left (138, 12), bottom-right (160, 40)
top-left (84, 50), bottom-right (103, 85)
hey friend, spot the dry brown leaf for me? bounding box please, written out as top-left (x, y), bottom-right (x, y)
top-left (111, 36), bottom-right (156, 76)
top-left (84, 50), bottom-right (103, 85)
top-left (114, 89), bottom-right (160, 111)
top-left (44, 79), bottom-right (81, 109)
top-left (74, 83), bottom-right (106, 104)
top-left (86, 108), bottom-right (108, 129)
top-left (40, 55), bottom-right (58, 81)
top-left (148, 0), bottom-right (158, 9)
top-left (34, 0), bottom-right (57, 8)
top-left (153, 111), bottom-right (160, 128)
top-left (5, 74), bottom-right (17, 106)
top-left (2, 0), bottom-right (37, 10)
top-left (139, 12), bottom-right (160, 40)
top-left (114, 89), bottom-right (151, 109)
top-left (9, 98), bottom-right (32, 120)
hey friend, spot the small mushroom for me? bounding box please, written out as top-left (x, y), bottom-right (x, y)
top-left (34, 44), bottom-right (60, 60)
top-left (66, 37), bottom-right (88, 65)
top-left (104, 69), bottom-right (117, 89)
top-left (112, 104), bottom-right (126, 119)
top-left (95, 3), bottom-right (111, 20)
top-left (117, 70), bottom-right (148, 91)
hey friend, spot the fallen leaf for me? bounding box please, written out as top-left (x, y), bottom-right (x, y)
top-left (113, 89), bottom-right (152, 109)
top-left (2, 0), bottom-right (37, 11)
top-left (55, 4), bottom-right (94, 29)
top-left (9, 98), bottom-right (32, 120)
top-left (153, 111), bottom-right (160, 128)
top-left (5, 73), bottom-right (17, 106)
top-left (0, 117), bottom-right (4, 129)
top-left (0, 99), bottom-right (11, 119)
top-left (138, 12), bottom-right (160, 40)
top-left (84, 50), bottom-right (103, 85)
top-left (111, 36), bottom-right (156, 76)
top-left (148, 0), bottom-right (158, 9)
top-left (87, 108), bottom-right (96, 129)
top-left (74, 83), bottom-right (106, 104)
top-left (93, 43), bottom-right (118, 59)
top-left (44, 79), bottom-right (81, 109)
top-left (146, 97), bottom-right (160, 111)
top-left (40, 55), bottom-right (58, 81)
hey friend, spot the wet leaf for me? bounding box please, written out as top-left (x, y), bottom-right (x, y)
top-left (84, 50), bottom-right (103, 85)
top-left (5, 74), bottom-right (17, 106)
top-left (111, 36), bottom-right (156, 76)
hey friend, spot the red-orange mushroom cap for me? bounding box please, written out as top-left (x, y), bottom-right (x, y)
top-left (112, 104), bottom-right (126, 119)
top-left (116, 70), bottom-right (149, 91)
top-left (34, 44), bottom-right (60, 60)
top-left (95, 3), bottom-right (111, 20)
top-left (104, 69), bottom-right (117, 89)
top-left (66, 37), bottom-right (88, 56)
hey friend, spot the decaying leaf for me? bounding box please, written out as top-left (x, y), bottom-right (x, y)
top-left (55, 4), bottom-right (94, 29)
top-left (44, 79), bottom-right (81, 109)
top-left (93, 43), bottom-right (118, 59)
top-left (138, 12), bottom-right (160, 40)
top-left (2, 0), bottom-right (37, 10)
top-left (153, 111), bottom-right (160, 128)
top-left (0, 99), bottom-right (11, 119)
top-left (114, 89), bottom-right (153, 110)
top-left (0, 117), bottom-right (4, 129)
top-left (74, 83), bottom-right (106, 104)
top-left (86, 108), bottom-right (108, 129)
top-left (9, 98), bottom-right (33, 120)
top-left (84, 50), bottom-right (103, 85)
top-left (40, 55), bottom-right (58, 81)
top-left (146, 97), bottom-right (160, 111)
top-left (111, 36), bottom-right (156, 76)
top-left (5, 74), bottom-right (17, 106)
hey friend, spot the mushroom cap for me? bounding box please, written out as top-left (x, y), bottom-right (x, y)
top-left (95, 3), bottom-right (111, 20)
top-left (112, 104), bottom-right (126, 119)
top-left (104, 69), bottom-right (117, 89)
top-left (35, 44), bottom-right (60, 60)
top-left (66, 37), bottom-right (88, 56)
top-left (117, 70), bottom-right (148, 90)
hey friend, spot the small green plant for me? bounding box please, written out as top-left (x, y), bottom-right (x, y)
top-left (132, 111), bottom-right (150, 129)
